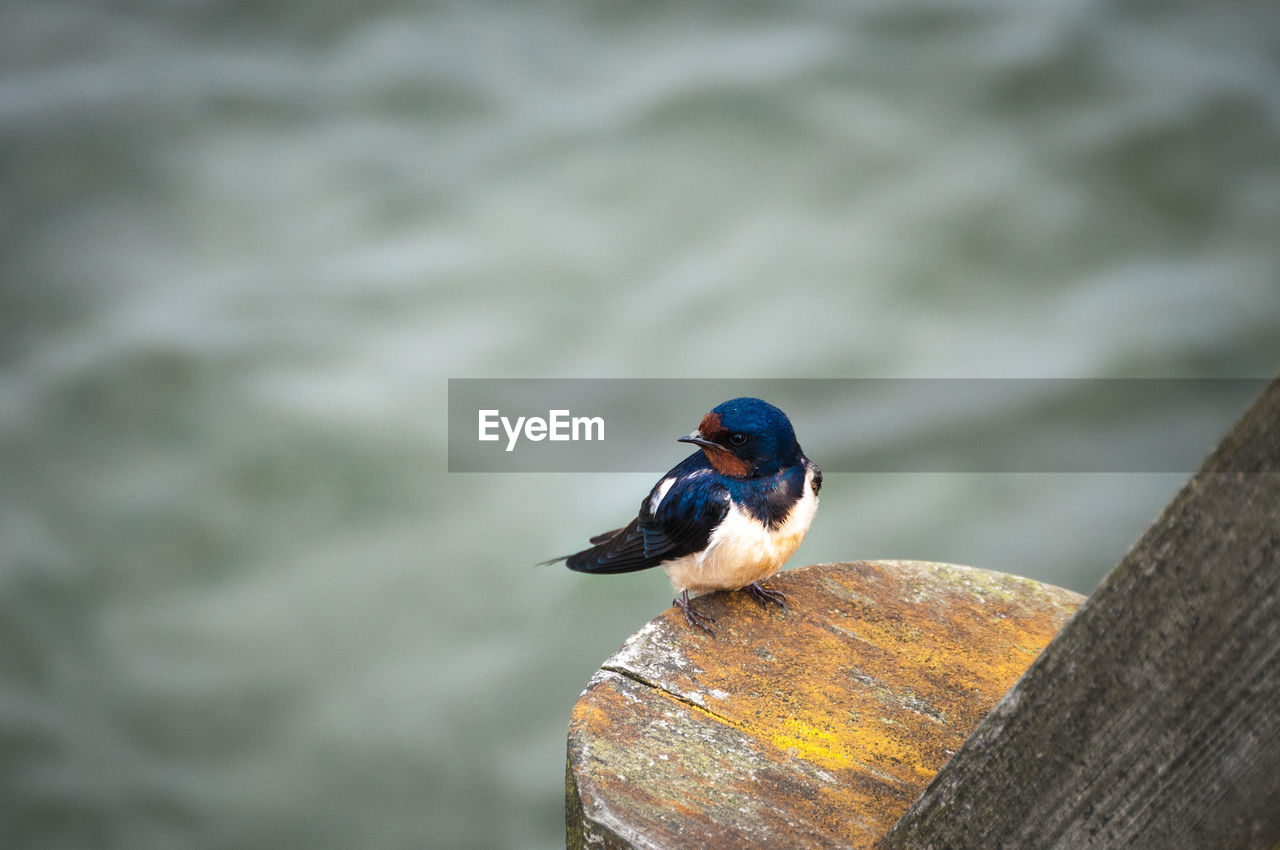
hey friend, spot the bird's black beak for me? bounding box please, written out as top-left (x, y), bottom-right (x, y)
top-left (678, 430), bottom-right (723, 451)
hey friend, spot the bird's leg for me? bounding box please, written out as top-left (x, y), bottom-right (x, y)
top-left (745, 581), bottom-right (788, 610)
top-left (673, 589), bottom-right (716, 636)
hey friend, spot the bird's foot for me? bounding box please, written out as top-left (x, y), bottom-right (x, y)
top-left (673, 591), bottom-right (716, 637)
top-left (745, 581), bottom-right (788, 610)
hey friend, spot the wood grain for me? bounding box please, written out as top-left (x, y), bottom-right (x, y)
top-left (880, 376), bottom-right (1280, 849)
top-left (566, 560), bottom-right (1083, 848)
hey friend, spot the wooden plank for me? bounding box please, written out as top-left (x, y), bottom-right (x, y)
top-left (880, 376), bottom-right (1280, 849)
top-left (566, 560), bottom-right (1083, 848)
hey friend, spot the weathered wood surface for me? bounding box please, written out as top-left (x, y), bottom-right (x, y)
top-left (881, 376), bottom-right (1280, 850)
top-left (566, 560), bottom-right (1083, 848)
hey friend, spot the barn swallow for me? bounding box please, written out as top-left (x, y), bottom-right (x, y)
top-left (546, 397), bottom-right (821, 636)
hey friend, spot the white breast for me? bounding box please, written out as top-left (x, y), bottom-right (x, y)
top-left (662, 464), bottom-right (819, 595)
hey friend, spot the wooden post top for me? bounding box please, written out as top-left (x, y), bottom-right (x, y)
top-left (566, 560), bottom-right (1083, 848)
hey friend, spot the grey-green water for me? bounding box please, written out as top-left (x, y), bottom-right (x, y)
top-left (2, 0), bottom-right (1278, 847)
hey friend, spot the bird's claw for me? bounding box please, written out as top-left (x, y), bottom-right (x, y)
top-left (674, 592), bottom-right (716, 637)
top-left (745, 581), bottom-right (788, 610)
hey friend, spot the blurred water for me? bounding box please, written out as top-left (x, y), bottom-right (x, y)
top-left (2, 0), bottom-right (1278, 847)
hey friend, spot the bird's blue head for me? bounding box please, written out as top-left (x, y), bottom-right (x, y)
top-left (677, 397), bottom-right (802, 478)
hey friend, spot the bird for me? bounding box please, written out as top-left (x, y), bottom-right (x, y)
top-left (545, 397), bottom-right (821, 636)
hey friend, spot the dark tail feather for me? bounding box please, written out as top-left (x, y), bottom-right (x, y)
top-left (537, 525), bottom-right (629, 567)
top-left (545, 519), bottom-right (657, 574)
top-left (564, 548), bottom-right (657, 574)
top-left (588, 526), bottom-right (627, 545)
top-left (536, 548), bottom-right (642, 572)
top-left (564, 539), bottom-right (656, 575)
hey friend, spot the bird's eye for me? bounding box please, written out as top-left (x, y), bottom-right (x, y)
top-left (730, 433), bottom-right (747, 446)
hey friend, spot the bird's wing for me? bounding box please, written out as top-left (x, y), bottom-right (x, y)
top-left (564, 466), bottom-right (729, 575)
